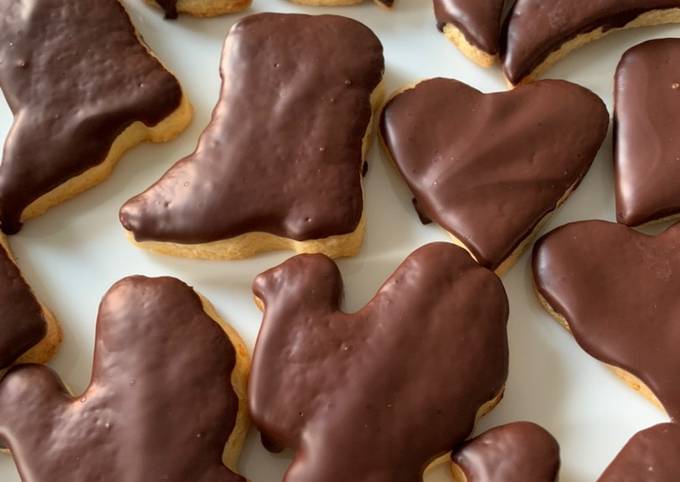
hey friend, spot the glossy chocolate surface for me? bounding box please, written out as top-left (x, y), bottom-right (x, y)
top-left (598, 424), bottom-right (680, 482)
top-left (615, 38), bottom-right (680, 226)
top-left (452, 422), bottom-right (560, 482)
top-left (433, 0), bottom-right (506, 54)
top-left (380, 78), bottom-right (608, 270)
top-left (0, 0), bottom-right (183, 234)
top-left (120, 13), bottom-right (384, 244)
top-left (0, 276), bottom-right (244, 482)
top-left (503, 0), bottom-right (680, 84)
top-left (250, 242), bottom-right (509, 482)
top-left (534, 220), bottom-right (680, 421)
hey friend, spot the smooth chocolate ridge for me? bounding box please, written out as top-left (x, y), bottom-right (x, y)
top-left (433, 0), bottom-right (507, 55)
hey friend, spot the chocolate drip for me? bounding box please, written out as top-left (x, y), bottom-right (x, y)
top-left (504, 0), bottom-right (680, 84)
top-left (0, 243), bottom-right (46, 369)
top-left (615, 38), bottom-right (680, 226)
top-left (156, 0), bottom-right (179, 18)
top-left (249, 242), bottom-right (509, 482)
top-left (120, 14), bottom-right (384, 245)
top-left (598, 424), bottom-right (680, 482)
top-left (0, 276), bottom-right (244, 482)
top-left (452, 422), bottom-right (560, 482)
top-left (0, 0), bottom-right (183, 234)
top-left (380, 78), bottom-right (608, 270)
top-left (433, 0), bottom-right (507, 54)
top-left (534, 221), bottom-right (680, 421)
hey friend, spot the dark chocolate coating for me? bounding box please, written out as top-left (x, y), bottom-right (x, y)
top-left (433, 0), bottom-right (506, 54)
top-left (380, 78), bottom-right (608, 270)
top-left (503, 0), bottom-right (680, 84)
top-left (0, 0), bottom-right (183, 234)
top-left (452, 422), bottom-right (560, 482)
top-left (533, 220), bottom-right (680, 421)
top-left (615, 38), bottom-right (680, 226)
top-left (0, 276), bottom-right (244, 482)
top-left (0, 243), bottom-right (46, 369)
top-left (120, 13), bottom-right (384, 245)
top-left (598, 424), bottom-right (680, 482)
top-left (156, 0), bottom-right (178, 18)
top-left (250, 242), bottom-right (509, 482)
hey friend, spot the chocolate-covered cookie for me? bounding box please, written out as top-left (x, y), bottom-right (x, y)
top-left (0, 236), bottom-right (60, 370)
top-left (249, 242), bottom-right (509, 482)
top-left (0, 276), bottom-right (249, 482)
top-left (0, 0), bottom-right (191, 234)
top-left (380, 78), bottom-right (608, 273)
top-left (148, 0), bottom-right (251, 19)
top-left (451, 422), bottom-right (560, 482)
top-left (503, 0), bottom-right (680, 85)
top-left (598, 424), bottom-right (680, 482)
top-left (615, 38), bottom-right (680, 226)
top-left (433, 0), bottom-right (507, 67)
top-left (534, 220), bottom-right (680, 421)
top-left (120, 13), bottom-right (384, 260)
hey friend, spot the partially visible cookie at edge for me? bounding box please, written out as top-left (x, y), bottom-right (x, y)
top-left (120, 13), bottom-right (384, 260)
top-left (503, 0), bottom-right (680, 85)
top-left (147, 0), bottom-right (251, 19)
top-left (433, 0), bottom-right (507, 67)
top-left (0, 235), bottom-right (60, 370)
top-left (0, 275), bottom-right (249, 482)
top-left (598, 424), bottom-right (680, 482)
top-left (0, 0), bottom-right (192, 234)
top-left (451, 422), bottom-right (560, 482)
top-left (615, 38), bottom-right (680, 226)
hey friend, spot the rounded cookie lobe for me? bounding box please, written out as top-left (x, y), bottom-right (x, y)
top-left (433, 0), bottom-right (507, 55)
top-left (0, 0), bottom-right (184, 234)
top-left (0, 276), bottom-right (245, 482)
top-left (0, 242), bottom-right (47, 369)
top-left (598, 424), bottom-right (680, 482)
top-left (615, 38), bottom-right (680, 226)
top-left (380, 78), bottom-right (608, 271)
top-left (533, 220), bottom-right (680, 421)
top-left (503, 0), bottom-right (680, 84)
top-left (120, 13), bottom-right (384, 246)
top-left (452, 422), bottom-right (560, 482)
top-left (249, 242), bottom-right (509, 482)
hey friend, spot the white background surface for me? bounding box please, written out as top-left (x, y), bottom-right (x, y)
top-left (0, 1), bottom-right (678, 480)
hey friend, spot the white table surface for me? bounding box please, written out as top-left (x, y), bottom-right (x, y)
top-left (0, 1), bottom-right (678, 480)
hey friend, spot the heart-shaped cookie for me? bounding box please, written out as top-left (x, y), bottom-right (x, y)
top-left (249, 242), bottom-right (509, 482)
top-left (598, 424), bottom-right (680, 482)
top-left (433, 0), bottom-right (507, 67)
top-left (533, 220), bottom-right (680, 421)
top-left (380, 78), bottom-right (608, 273)
top-left (615, 38), bottom-right (680, 226)
top-left (503, 0), bottom-right (680, 85)
top-left (451, 422), bottom-right (560, 482)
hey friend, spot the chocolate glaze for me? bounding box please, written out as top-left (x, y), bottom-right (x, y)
top-left (504, 0), bottom-right (680, 84)
top-left (598, 424), bottom-right (680, 482)
top-left (433, 0), bottom-right (507, 55)
top-left (615, 38), bottom-right (680, 226)
top-left (0, 243), bottom-right (46, 369)
top-left (0, 276), bottom-right (244, 482)
top-left (0, 0), bottom-right (183, 234)
top-left (533, 220), bottom-right (680, 421)
top-left (249, 242), bottom-right (509, 482)
top-left (120, 13), bottom-right (384, 245)
top-left (452, 422), bottom-right (560, 482)
top-left (156, 0), bottom-right (179, 18)
top-left (380, 78), bottom-right (608, 270)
